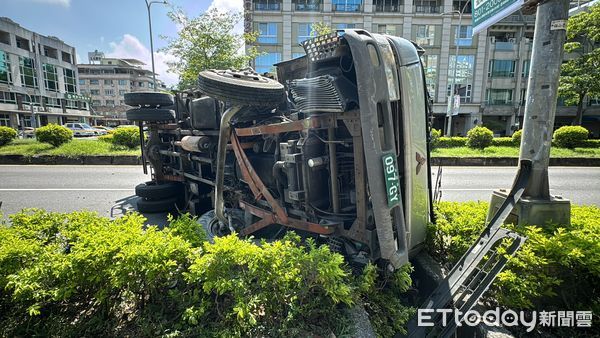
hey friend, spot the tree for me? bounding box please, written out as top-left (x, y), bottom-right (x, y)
top-left (310, 22), bottom-right (333, 37)
top-left (162, 8), bottom-right (260, 89)
top-left (559, 3), bottom-right (600, 126)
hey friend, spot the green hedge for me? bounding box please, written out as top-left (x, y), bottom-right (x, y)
top-left (0, 126), bottom-right (17, 146)
top-left (428, 202), bottom-right (600, 313)
top-left (0, 210), bottom-right (414, 337)
top-left (111, 127), bottom-right (141, 149)
top-left (491, 137), bottom-right (516, 147)
top-left (35, 124), bottom-right (72, 147)
top-left (553, 126), bottom-right (589, 148)
top-left (437, 137), bottom-right (468, 148)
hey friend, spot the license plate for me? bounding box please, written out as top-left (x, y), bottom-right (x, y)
top-left (382, 153), bottom-right (400, 208)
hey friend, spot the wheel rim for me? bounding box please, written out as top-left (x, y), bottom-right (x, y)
top-left (207, 213), bottom-right (244, 237)
top-left (209, 68), bottom-right (271, 84)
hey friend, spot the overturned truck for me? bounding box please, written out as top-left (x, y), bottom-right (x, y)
top-left (126, 30), bottom-right (527, 337)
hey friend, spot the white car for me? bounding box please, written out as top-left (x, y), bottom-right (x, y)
top-left (65, 123), bottom-right (97, 137)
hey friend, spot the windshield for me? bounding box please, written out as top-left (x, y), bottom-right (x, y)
top-left (81, 123), bottom-right (93, 129)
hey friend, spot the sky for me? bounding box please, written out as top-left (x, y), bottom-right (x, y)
top-left (2, 0), bottom-right (244, 86)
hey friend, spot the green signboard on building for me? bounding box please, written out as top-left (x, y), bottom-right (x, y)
top-left (64, 93), bottom-right (91, 102)
top-left (473, 0), bottom-right (524, 34)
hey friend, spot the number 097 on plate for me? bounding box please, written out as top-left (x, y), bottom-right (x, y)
top-left (382, 153), bottom-right (400, 208)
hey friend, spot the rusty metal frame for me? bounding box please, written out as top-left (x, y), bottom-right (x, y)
top-left (230, 131), bottom-right (334, 236)
top-left (234, 115), bottom-right (334, 136)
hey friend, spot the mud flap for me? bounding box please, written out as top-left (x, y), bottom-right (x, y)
top-left (407, 160), bottom-right (532, 338)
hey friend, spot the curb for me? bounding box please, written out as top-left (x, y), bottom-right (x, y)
top-left (431, 157), bottom-right (600, 166)
top-left (0, 155), bottom-right (141, 165)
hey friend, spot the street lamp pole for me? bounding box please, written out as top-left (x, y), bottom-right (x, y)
top-left (442, 0), bottom-right (471, 136)
top-left (144, 0), bottom-right (167, 92)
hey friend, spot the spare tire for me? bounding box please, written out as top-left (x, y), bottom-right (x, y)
top-left (136, 196), bottom-right (180, 213)
top-left (198, 69), bottom-right (286, 107)
top-left (124, 92), bottom-right (174, 107)
top-left (198, 209), bottom-right (246, 243)
top-left (126, 108), bottom-right (175, 122)
top-left (135, 181), bottom-right (183, 200)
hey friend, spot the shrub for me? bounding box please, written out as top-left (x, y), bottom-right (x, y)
top-left (437, 136), bottom-right (468, 148)
top-left (97, 134), bottom-right (113, 143)
top-left (428, 202), bottom-right (600, 314)
top-left (512, 129), bottom-right (522, 145)
top-left (466, 126), bottom-right (494, 149)
top-left (580, 139), bottom-right (600, 148)
top-left (35, 124), bottom-right (72, 147)
top-left (553, 126), bottom-right (589, 148)
top-left (0, 126), bottom-right (17, 146)
top-left (491, 137), bottom-right (514, 147)
top-left (112, 127), bottom-right (141, 148)
top-left (430, 128), bottom-right (441, 148)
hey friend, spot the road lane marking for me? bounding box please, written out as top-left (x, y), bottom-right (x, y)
top-left (0, 188), bottom-right (133, 191)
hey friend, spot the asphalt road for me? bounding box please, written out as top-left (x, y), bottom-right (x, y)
top-left (0, 165), bottom-right (598, 224)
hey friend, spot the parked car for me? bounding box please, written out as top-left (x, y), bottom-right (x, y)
top-left (65, 123), bottom-right (97, 137)
top-left (18, 127), bottom-right (35, 139)
top-left (93, 125), bottom-right (114, 133)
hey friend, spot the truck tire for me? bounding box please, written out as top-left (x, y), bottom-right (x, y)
top-left (135, 181), bottom-right (183, 200)
top-left (197, 69), bottom-right (286, 107)
top-left (136, 196), bottom-right (179, 213)
top-left (126, 108), bottom-right (175, 122)
top-left (124, 92), bottom-right (174, 107)
top-left (198, 209), bottom-right (245, 243)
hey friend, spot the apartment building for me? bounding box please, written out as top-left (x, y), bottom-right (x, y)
top-left (245, 0), bottom-right (600, 136)
top-left (0, 17), bottom-right (91, 129)
top-left (78, 52), bottom-right (165, 126)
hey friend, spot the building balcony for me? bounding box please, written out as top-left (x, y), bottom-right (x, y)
top-left (414, 5), bottom-right (441, 14)
top-left (295, 3), bottom-right (321, 11)
top-left (254, 2), bottom-right (281, 11)
top-left (332, 3), bottom-right (362, 12)
top-left (494, 41), bottom-right (516, 51)
top-left (486, 100), bottom-right (513, 106)
top-left (375, 4), bottom-right (403, 12)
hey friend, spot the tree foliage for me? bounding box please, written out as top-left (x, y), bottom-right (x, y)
top-left (310, 22), bottom-right (333, 37)
top-left (162, 8), bottom-right (260, 89)
top-left (559, 3), bottom-right (600, 125)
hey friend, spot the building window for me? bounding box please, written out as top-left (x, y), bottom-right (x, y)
top-left (455, 25), bottom-right (473, 46)
top-left (298, 23), bottom-right (314, 43)
top-left (0, 113), bottom-right (10, 126)
top-left (138, 82), bottom-right (145, 87)
top-left (0, 91), bottom-right (17, 104)
top-left (0, 50), bottom-right (12, 84)
top-left (448, 54), bottom-right (474, 103)
top-left (422, 54), bottom-right (438, 99)
top-left (15, 36), bottom-right (30, 51)
top-left (294, 0), bottom-right (321, 11)
top-left (19, 57), bottom-right (38, 88)
top-left (43, 64), bottom-right (59, 92)
top-left (415, 25), bottom-right (435, 46)
top-left (43, 97), bottom-right (62, 108)
top-left (64, 68), bottom-right (77, 93)
top-left (377, 24), bottom-right (396, 35)
top-left (521, 60), bottom-right (530, 78)
top-left (0, 31), bottom-right (9, 45)
top-left (336, 23), bottom-right (356, 29)
top-left (254, 0), bottom-right (281, 10)
top-left (258, 23), bottom-right (278, 44)
top-left (453, 0), bottom-right (471, 13)
top-left (92, 99), bottom-right (101, 106)
top-left (488, 60), bottom-right (515, 77)
top-left (520, 88), bottom-right (527, 105)
top-left (255, 52), bottom-right (281, 73)
top-left (90, 79), bottom-right (99, 85)
top-left (332, 0), bottom-right (362, 12)
top-left (414, 0), bottom-right (440, 13)
top-left (119, 89), bottom-right (127, 95)
top-left (65, 100), bottom-right (78, 109)
top-left (61, 51), bottom-right (72, 64)
top-left (105, 89), bottom-right (114, 96)
top-left (23, 95), bottom-right (41, 106)
top-left (79, 79), bottom-right (86, 85)
top-left (486, 89), bottom-right (513, 105)
top-left (374, 0), bottom-right (402, 12)
top-left (105, 99), bottom-right (115, 105)
top-left (90, 89), bottom-right (100, 95)
top-left (118, 79), bottom-right (127, 86)
top-left (43, 46), bottom-right (58, 59)
top-left (104, 79), bottom-right (113, 85)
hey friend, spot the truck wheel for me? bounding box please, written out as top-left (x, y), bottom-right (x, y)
top-left (197, 69), bottom-right (286, 107)
top-left (124, 92), bottom-right (174, 107)
top-left (126, 108), bottom-right (175, 122)
top-left (198, 209), bottom-right (245, 243)
top-left (136, 196), bottom-right (179, 213)
top-left (135, 181), bottom-right (183, 200)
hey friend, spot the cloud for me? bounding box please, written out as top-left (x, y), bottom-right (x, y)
top-left (106, 34), bottom-right (179, 87)
top-left (208, 0), bottom-right (243, 13)
top-left (26, 0), bottom-right (70, 7)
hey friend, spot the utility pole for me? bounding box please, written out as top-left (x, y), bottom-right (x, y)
top-left (145, 0), bottom-right (167, 92)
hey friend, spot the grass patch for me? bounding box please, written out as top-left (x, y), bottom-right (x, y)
top-left (0, 139), bottom-right (139, 156)
top-left (432, 146), bottom-right (600, 158)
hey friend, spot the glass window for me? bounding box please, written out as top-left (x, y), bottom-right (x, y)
top-left (0, 91), bottom-right (16, 104)
top-left (19, 56), bottom-right (38, 88)
top-left (422, 54), bottom-right (438, 99)
top-left (448, 54), bottom-right (474, 103)
top-left (79, 79), bottom-right (86, 85)
top-left (255, 52), bottom-right (282, 73)
top-left (336, 23), bottom-right (356, 29)
top-left (43, 97), bottom-right (61, 108)
top-left (0, 51), bottom-right (12, 84)
top-left (65, 100), bottom-right (78, 109)
top-left (415, 25), bottom-right (435, 46)
top-left (377, 24), bottom-right (396, 35)
top-left (105, 99), bottom-right (115, 105)
top-left (374, 0), bottom-right (402, 12)
top-left (298, 23), bottom-right (313, 43)
top-left (332, 0), bottom-right (362, 12)
top-left (90, 89), bottom-right (100, 95)
top-left (23, 95), bottom-right (41, 106)
top-left (104, 79), bottom-right (113, 85)
top-left (521, 60), bottom-right (530, 78)
top-left (294, 0), bottom-right (321, 11)
top-left (415, 0), bottom-right (440, 13)
top-left (92, 99), bottom-right (101, 105)
top-left (139, 82), bottom-right (144, 87)
top-left (43, 64), bottom-right (59, 92)
top-left (105, 89), bottom-right (114, 95)
top-left (118, 79), bottom-right (128, 85)
top-left (64, 68), bottom-right (77, 93)
top-left (488, 60), bottom-right (515, 77)
top-left (254, 0), bottom-right (281, 10)
top-left (455, 25), bottom-right (473, 46)
top-left (258, 23), bottom-right (278, 44)
top-left (90, 79), bottom-right (99, 85)
top-left (486, 89), bottom-right (513, 105)
top-left (453, 0), bottom-right (471, 13)
top-left (0, 113), bottom-right (10, 126)
top-left (119, 89), bottom-right (127, 95)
